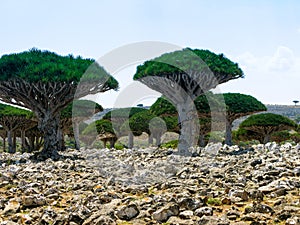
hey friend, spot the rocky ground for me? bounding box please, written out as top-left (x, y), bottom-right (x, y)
top-left (0, 142), bottom-right (300, 225)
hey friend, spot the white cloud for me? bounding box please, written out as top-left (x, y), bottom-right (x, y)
top-left (297, 28), bottom-right (300, 34)
top-left (220, 46), bottom-right (300, 105)
top-left (236, 52), bottom-right (258, 70)
top-left (267, 46), bottom-right (295, 72)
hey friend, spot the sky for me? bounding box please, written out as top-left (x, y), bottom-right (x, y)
top-left (1, 0), bottom-right (300, 108)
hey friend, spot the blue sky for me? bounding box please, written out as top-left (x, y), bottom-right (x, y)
top-left (1, 0), bottom-right (300, 107)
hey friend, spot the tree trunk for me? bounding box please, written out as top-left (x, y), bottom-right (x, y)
top-left (13, 132), bottom-right (17, 153)
top-left (177, 102), bottom-right (199, 156)
top-left (155, 134), bottom-right (162, 147)
top-left (128, 132), bottom-right (134, 149)
top-left (74, 122), bottom-right (80, 150)
top-left (109, 139), bottom-right (116, 148)
top-left (7, 130), bottom-right (15, 154)
top-left (225, 120), bottom-right (233, 146)
top-left (21, 130), bottom-right (26, 153)
top-left (37, 111), bottom-right (60, 160)
top-left (148, 133), bottom-right (154, 146)
top-left (198, 134), bottom-right (206, 147)
top-left (103, 139), bottom-right (107, 148)
top-left (263, 134), bottom-right (271, 144)
top-left (57, 127), bottom-right (65, 151)
top-left (3, 137), bottom-right (6, 152)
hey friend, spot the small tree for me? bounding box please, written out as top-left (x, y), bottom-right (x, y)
top-left (239, 113), bottom-right (297, 144)
top-left (0, 103), bottom-right (34, 153)
top-left (103, 107), bottom-right (147, 148)
top-left (222, 93), bottom-right (267, 146)
top-left (134, 48), bottom-right (243, 154)
top-left (61, 100), bottom-right (103, 150)
top-left (128, 110), bottom-right (168, 146)
top-left (0, 49), bottom-right (118, 159)
top-left (83, 119), bottom-right (117, 148)
top-left (293, 100), bottom-right (299, 106)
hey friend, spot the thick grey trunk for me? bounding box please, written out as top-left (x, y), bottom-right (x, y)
top-left (128, 132), bottom-right (134, 149)
top-left (103, 139), bottom-right (107, 148)
top-left (3, 137), bottom-right (6, 152)
top-left (21, 130), bottom-right (26, 153)
top-left (198, 134), bottom-right (206, 147)
top-left (13, 133), bottom-right (16, 152)
top-left (74, 122), bottom-right (80, 150)
top-left (109, 139), bottom-right (116, 148)
top-left (7, 130), bottom-right (15, 154)
top-left (177, 102), bottom-right (199, 156)
top-left (263, 134), bottom-right (271, 144)
top-left (38, 111), bottom-right (60, 160)
top-left (155, 134), bottom-right (162, 147)
top-left (57, 127), bottom-right (65, 151)
top-left (148, 133), bottom-right (154, 146)
top-left (225, 120), bottom-right (233, 146)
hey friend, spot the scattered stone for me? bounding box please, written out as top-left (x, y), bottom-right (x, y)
top-left (115, 204), bottom-right (139, 221)
top-left (195, 206), bottom-right (213, 217)
top-left (152, 203), bottom-right (179, 222)
top-left (3, 199), bottom-right (20, 216)
top-left (0, 143), bottom-right (299, 224)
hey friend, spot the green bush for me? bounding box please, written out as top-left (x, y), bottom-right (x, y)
top-left (207, 198), bottom-right (222, 206)
top-left (161, 140), bottom-right (178, 149)
top-left (114, 142), bottom-right (125, 150)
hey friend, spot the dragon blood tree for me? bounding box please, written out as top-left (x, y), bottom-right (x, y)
top-left (222, 93), bottom-right (267, 146)
top-left (0, 103), bottom-right (35, 153)
top-left (0, 48), bottom-right (118, 159)
top-left (103, 107), bottom-right (147, 148)
top-left (239, 113), bottom-right (297, 144)
top-left (61, 100), bottom-right (103, 150)
top-left (134, 48), bottom-right (243, 155)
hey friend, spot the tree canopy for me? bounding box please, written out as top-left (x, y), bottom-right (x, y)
top-left (239, 113), bottom-right (297, 143)
top-left (83, 119), bottom-right (115, 136)
top-left (61, 100), bottom-right (103, 119)
top-left (0, 48), bottom-right (119, 159)
top-left (222, 93), bottom-right (267, 145)
top-left (103, 107), bottom-right (147, 120)
top-left (134, 48), bottom-right (243, 82)
top-left (223, 93), bottom-right (267, 115)
top-left (240, 113), bottom-right (296, 128)
top-left (0, 103), bottom-right (33, 118)
top-left (0, 48), bottom-right (113, 84)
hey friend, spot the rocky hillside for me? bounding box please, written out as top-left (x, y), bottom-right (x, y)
top-left (232, 105), bottom-right (300, 130)
top-left (266, 105), bottom-right (300, 121)
top-left (0, 143), bottom-right (300, 224)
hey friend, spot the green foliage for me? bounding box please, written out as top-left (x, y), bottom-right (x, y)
top-left (82, 119), bottom-right (115, 136)
top-left (151, 93), bottom-right (266, 118)
top-left (103, 107), bottom-right (147, 120)
top-left (162, 116), bottom-right (179, 133)
top-left (129, 110), bottom-right (156, 135)
top-left (0, 103), bottom-right (33, 118)
top-left (0, 48), bottom-right (118, 89)
top-left (291, 132), bottom-right (300, 143)
top-left (271, 130), bottom-right (291, 143)
top-left (114, 142), bottom-right (125, 150)
top-left (240, 113), bottom-right (297, 129)
top-left (207, 198), bottom-right (222, 206)
top-left (233, 128), bottom-right (263, 143)
top-left (150, 97), bottom-right (177, 116)
top-left (61, 100), bottom-right (103, 118)
top-left (161, 140), bottom-right (178, 149)
top-left (223, 93), bottom-right (267, 114)
top-left (134, 48), bottom-right (243, 80)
